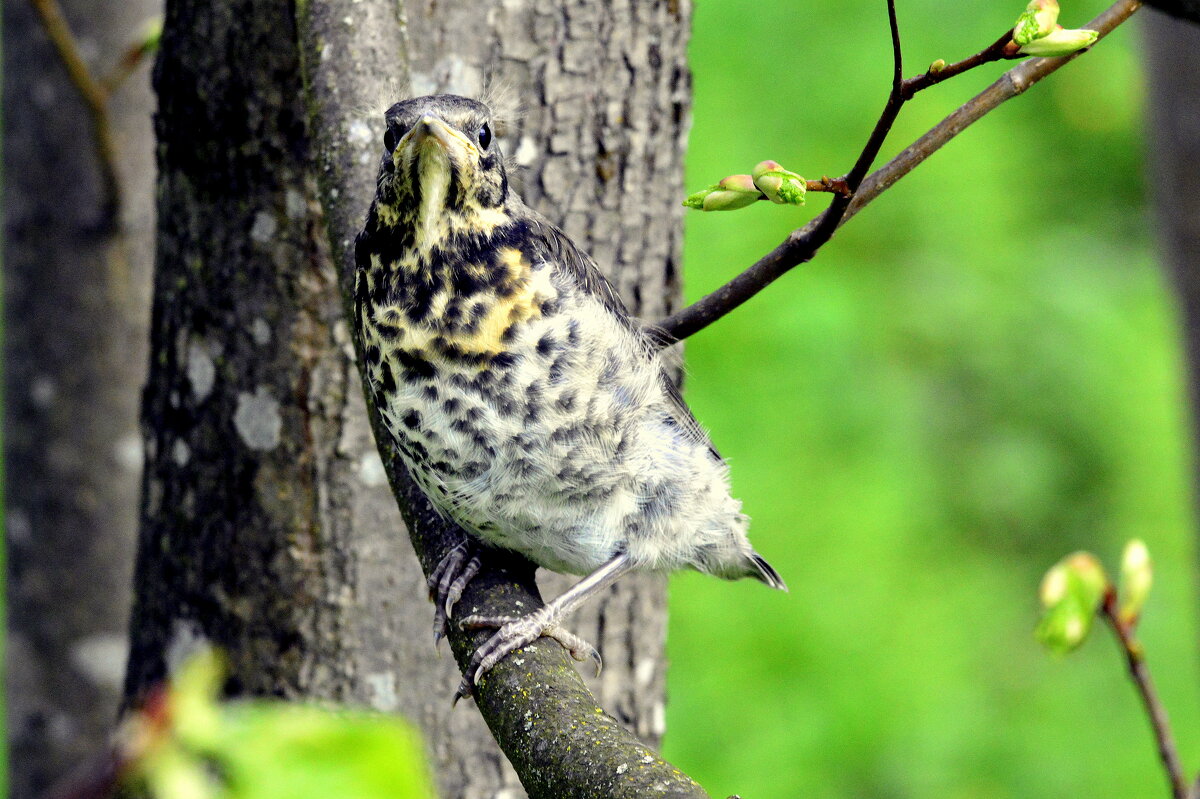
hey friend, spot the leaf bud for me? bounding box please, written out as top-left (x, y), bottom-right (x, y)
top-left (1014, 0), bottom-right (1060, 45)
top-left (1118, 539), bottom-right (1152, 626)
top-left (1035, 552), bottom-right (1109, 654)
top-left (751, 160), bottom-right (807, 206)
top-left (1018, 25), bottom-right (1098, 57)
top-left (683, 174), bottom-right (763, 211)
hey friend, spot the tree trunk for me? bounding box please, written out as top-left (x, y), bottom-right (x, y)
top-left (1143, 9), bottom-right (1200, 605)
top-left (123, 1), bottom-right (693, 797)
top-left (1145, 0), bottom-right (1200, 23)
top-left (4, 1), bottom-right (157, 795)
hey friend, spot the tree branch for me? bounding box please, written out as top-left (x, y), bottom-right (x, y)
top-left (1098, 591), bottom-right (1189, 799)
top-left (28, 0), bottom-right (121, 230)
top-left (651, 0), bottom-right (1142, 347)
top-left (293, 2), bottom-right (709, 796)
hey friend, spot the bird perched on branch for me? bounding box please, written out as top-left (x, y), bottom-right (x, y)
top-left (354, 94), bottom-right (785, 700)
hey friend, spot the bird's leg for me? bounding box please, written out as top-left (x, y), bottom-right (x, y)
top-left (428, 539), bottom-right (483, 645)
top-left (454, 552), bottom-right (635, 702)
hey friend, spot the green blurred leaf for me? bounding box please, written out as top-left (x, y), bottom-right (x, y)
top-left (131, 651), bottom-right (437, 799)
top-left (211, 703), bottom-right (437, 799)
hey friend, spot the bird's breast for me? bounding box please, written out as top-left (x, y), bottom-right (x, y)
top-left (362, 244), bottom-right (559, 365)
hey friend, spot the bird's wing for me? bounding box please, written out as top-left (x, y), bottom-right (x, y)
top-left (529, 216), bottom-right (722, 461)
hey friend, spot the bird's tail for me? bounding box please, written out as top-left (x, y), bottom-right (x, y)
top-left (749, 551), bottom-right (788, 592)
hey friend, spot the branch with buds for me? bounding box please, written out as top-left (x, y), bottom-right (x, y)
top-left (1036, 541), bottom-right (1194, 799)
top-left (654, 0), bottom-right (1126, 346)
top-left (682, 161), bottom-right (824, 211)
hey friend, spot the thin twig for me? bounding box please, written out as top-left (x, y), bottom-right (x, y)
top-left (651, 0), bottom-right (1141, 346)
top-left (901, 29), bottom-right (1015, 99)
top-left (753, 177), bottom-right (851, 200)
top-left (28, 0), bottom-right (121, 229)
top-left (100, 36), bottom-right (155, 96)
top-left (1099, 591), bottom-right (1189, 799)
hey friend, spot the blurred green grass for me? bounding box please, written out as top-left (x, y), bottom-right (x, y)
top-left (664, 3), bottom-right (1200, 797)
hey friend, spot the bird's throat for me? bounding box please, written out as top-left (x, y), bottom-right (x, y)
top-left (415, 147), bottom-right (452, 250)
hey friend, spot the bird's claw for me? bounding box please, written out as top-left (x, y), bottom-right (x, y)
top-left (451, 610), bottom-right (601, 704)
top-left (428, 541), bottom-right (482, 646)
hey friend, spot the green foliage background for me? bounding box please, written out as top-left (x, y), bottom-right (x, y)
top-left (664, 3), bottom-right (1200, 797)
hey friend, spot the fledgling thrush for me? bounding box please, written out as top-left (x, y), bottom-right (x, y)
top-left (354, 94), bottom-right (785, 700)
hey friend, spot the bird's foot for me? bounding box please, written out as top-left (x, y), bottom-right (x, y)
top-left (428, 540), bottom-right (482, 646)
top-left (452, 608), bottom-right (602, 703)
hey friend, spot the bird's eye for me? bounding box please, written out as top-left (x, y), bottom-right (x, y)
top-left (477, 122), bottom-right (492, 151)
top-left (383, 124), bottom-right (403, 153)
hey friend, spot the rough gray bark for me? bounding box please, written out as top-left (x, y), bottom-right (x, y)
top-left (126, 0), bottom-right (698, 797)
top-left (4, 1), bottom-right (157, 795)
top-left (1144, 10), bottom-right (1200, 582)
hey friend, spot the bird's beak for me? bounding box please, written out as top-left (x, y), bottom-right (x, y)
top-left (404, 114), bottom-right (467, 156)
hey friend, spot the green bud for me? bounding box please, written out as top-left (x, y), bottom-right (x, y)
top-left (682, 185), bottom-right (716, 209)
top-left (1035, 552), bottom-right (1109, 654)
top-left (683, 174), bottom-right (763, 211)
top-left (1014, 0), bottom-right (1060, 45)
top-left (928, 58), bottom-right (947, 74)
top-left (751, 160), bottom-right (806, 206)
top-left (1018, 26), bottom-right (1098, 57)
top-left (1118, 539), bottom-right (1152, 626)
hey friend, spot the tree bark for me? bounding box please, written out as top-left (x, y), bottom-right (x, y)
top-left (4, 1), bottom-right (157, 796)
top-left (1145, 0), bottom-right (1200, 24)
top-left (125, 1), bottom-right (697, 797)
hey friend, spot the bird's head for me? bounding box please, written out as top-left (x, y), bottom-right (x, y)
top-left (374, 95), bottom-right (509, 235)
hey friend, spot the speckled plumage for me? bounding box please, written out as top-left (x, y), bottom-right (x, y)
top-left (355, 95), bottom-right (784, 694)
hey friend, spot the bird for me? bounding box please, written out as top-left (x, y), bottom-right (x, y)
top-left (353, 94), bottom-right (786, 700)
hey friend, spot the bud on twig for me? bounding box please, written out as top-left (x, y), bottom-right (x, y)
top-left (927, 58), bottom-right (946, 74)
top-left (1117, 539), bottom-right (1152, 627)
top-left (751, 160), bottom-right (807, 206)
top-left (1035, 552), bottom-right (1109, 654)
top-left (1014, 0), bottom-right (1060, 45)
top-left (683, 174), bottom-right (764, 211)
top-left (1017, 25), bottom-right (1098, 57)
